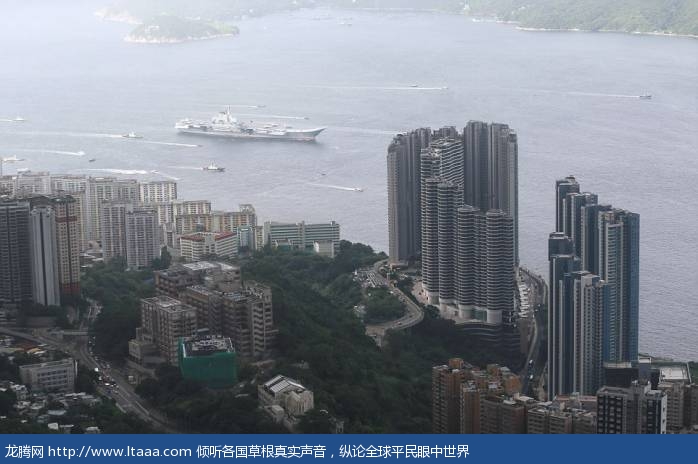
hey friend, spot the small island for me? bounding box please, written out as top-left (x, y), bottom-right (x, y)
top-left (124, 15), bottom-right (239, 44)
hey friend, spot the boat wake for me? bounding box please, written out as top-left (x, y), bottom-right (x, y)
top-left (308, 183), bottom-right (363, 192)
top-left (523, 88), bottom-right (647, 100)
top-left (150, 170), bottom-right (181, 181)
top-left (83, 168), bottom-right (149, 175)
top-left (168, 165), bottom-right (207, 171)
top-left (13, 148), bottom-right (86, 157)
top-left (306, 85), bottom-right (448, 91)
top-left (328, 126), bottom-right (398, 136)
top-left (565, 91), bottom-right (642, 99)
top-left (141, 141), bottom-right (201, 148)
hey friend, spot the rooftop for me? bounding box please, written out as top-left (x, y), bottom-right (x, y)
top-left (182, 335), bottom-right (234, 357)
top-left (19, 358), bottom-right (74, 370)
top-left (180, 232), bottom-right (236, 242)
top-left (656, 363), bottom-right (691, 383)
top-left (181, 261), bottom-right (239, 273)
top-left (262, 375), bottom-right (308, 396)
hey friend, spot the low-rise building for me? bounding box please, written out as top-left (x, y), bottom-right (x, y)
top-left (178, 335), bottom-right (236, 389)
top-left (258, 375), bottom-right (314, 430)
top-left (19, 359), bottom-right (75, 393)
top-left (179, 232), bottom-right (238, 262)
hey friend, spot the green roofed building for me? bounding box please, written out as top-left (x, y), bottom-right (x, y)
top-left (178, 334), bottom-right (237, 388)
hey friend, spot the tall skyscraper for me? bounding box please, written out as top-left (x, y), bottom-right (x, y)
top-left (567, 271), bottom-right (608, 395)
top-left (100, 202), bottom-right (131, 262)
top-left (547, 232), bottom-right (579, 399)
top-left (125, 207), bottom-right (161, 270)
top-left (555, 176), bottom-right (580, 234)
top-left (597, 209), bottom-right (640, 363)
top-left (51, 195), bottom-right (81, 302)
top-left (548, 177), bottom-right (640, 399)
top-left (409, 122), bottom-right (518, 351)
top-left (386, 128), bottom-right (432, 266)
top-left (29, 205), bottom-right (60, 307)
top-left (0, 199), bottom-right (32, 308)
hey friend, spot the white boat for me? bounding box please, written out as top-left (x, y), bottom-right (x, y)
top-left (203, 162), bottom-right (225, 172)
top-left (13, 117), bottom-right (25, 122)
top-left (122, 132), bottom-right (143, 139)
top-left (2, 155), bottom-right (25, 163)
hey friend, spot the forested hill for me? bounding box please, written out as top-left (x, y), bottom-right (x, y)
top-left (464, 0), bottom-right (698, 36)
top-left (100, 0), bottom-right (698, 36)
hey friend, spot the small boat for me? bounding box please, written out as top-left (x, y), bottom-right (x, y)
top-left (122, 132), bottom-right (143, 139)
top-left (352, 187), bottom-right (364, 192)
top-left (2, 155), bottom-right (25, 163)
top-left (88, 158), bottom-right (97, 163)
top-left (203, 162), bottom-right (225, 172)
top-left (410, 84), bottom-right (420, 88)
top-left (639, 94), bottom-right (652, 100)
top-left (13, 117), bottom-right (25, 122)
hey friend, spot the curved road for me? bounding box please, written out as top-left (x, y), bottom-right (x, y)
top-left (365, 260), bottom-right (424, 347)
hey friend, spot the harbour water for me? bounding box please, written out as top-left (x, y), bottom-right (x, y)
top-left (1, 1), bottom-right (696, 360)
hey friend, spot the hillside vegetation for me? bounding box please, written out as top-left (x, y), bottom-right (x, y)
top-left (465, 0), bottom-right (698, 35)
top-left (101, 0), bottom-right (698, 36)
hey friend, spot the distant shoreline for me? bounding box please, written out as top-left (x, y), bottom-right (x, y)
top-left (514, 25), bottom-right (698, 40)
top-left (124, 33), bottom-right (236, 44)
top-left (96, 6), bottom-right (698, 41)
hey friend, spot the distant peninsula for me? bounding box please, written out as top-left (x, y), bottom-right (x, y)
top-left (464, 0), bottom-right (698, 38)
top-left (96, 8), bottom-right (239, 44)
top-left (125, 15), bottom-right (238, 44)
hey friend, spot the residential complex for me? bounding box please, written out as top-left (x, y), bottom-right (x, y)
top-left (263, 220), bottom-right (341, 254)
top-left (391, 122), bottom-right (519, 351)
top-left (136, 296), bottom-right (198, 365)
top-left (146, 261), bottom-right (276, 360)
top-left (548, 177), bottom-right (640, 398)
top-left (597, 382), bottom-right (667, 434)
top-left (179, 231), bottom-right (238, 262)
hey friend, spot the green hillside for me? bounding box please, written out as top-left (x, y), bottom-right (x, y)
top-left (465, 0), bottom-right (698, 36)
top-left (101, 0), bottom-right (698, 36)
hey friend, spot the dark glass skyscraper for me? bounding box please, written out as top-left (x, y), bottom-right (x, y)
top-left (0, 198), bottom-right (32, 308)
top-left (548, 177), bottom-right (640, 399)
top-left (387, 128), bottom-right (432, 266)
